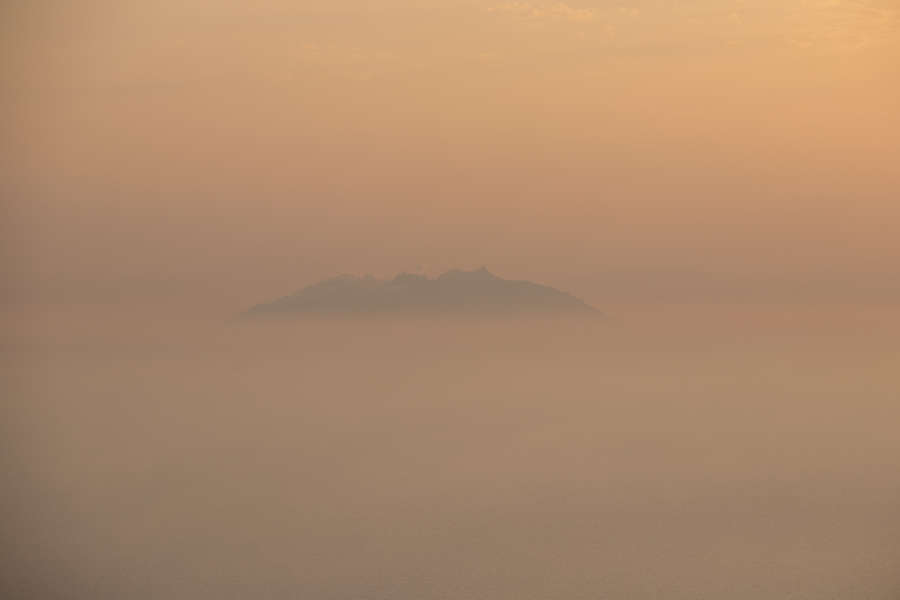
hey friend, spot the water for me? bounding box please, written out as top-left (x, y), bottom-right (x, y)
top-left (4, 303), bottom-right (899, 599)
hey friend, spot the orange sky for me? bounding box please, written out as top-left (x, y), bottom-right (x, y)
top-left (4, 1), bottom-right (899, 307)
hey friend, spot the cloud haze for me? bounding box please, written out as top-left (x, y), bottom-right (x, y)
top-left (3, 0), bottom-right (899, 308)
top-left (4, 4), bottom-right (900, 599)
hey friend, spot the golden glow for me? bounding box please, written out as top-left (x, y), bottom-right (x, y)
top-left (4, 1), bottom-right (899, 304)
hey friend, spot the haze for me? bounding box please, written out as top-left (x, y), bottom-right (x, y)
top-left (3, 2), bottom-right (900, 599)
top-left (4, 0), bottom-right (900, 307)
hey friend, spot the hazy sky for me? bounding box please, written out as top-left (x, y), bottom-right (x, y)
top-left (4, 0), bottom-right (899, 307)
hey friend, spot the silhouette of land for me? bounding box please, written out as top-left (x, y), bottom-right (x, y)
top-left (245, 268), bottom-right (599, 317)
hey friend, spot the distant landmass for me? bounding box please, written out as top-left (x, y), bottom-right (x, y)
top-left (245, 268), bottom-right (599, 317)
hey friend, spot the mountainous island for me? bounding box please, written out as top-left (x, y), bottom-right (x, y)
top-left (245, 268), bottom-right (599, 317)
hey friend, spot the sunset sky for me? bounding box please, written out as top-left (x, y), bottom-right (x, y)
top-left (5, 6), bottom-right (900, 599)
top-left (4, 0), bottom-right (899, 308)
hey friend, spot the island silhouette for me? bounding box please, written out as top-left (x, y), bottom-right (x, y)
top-left (245, 268), bottom-right (599, 317)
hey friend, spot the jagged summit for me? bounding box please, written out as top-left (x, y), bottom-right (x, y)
top-left (245, 268), bottom-right (599, 317)
top-left (438, 266), bottom-right (498, 282)
top-left (391, 272), bottom-right (429, 285)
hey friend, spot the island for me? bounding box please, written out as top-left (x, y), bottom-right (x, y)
top-left (244, 268), bottom-right (599, 317)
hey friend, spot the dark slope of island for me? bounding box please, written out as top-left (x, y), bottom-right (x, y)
top-left (244, 268), bottom-right (600, 317)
